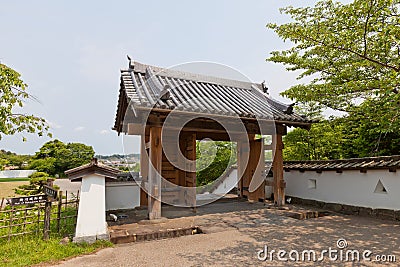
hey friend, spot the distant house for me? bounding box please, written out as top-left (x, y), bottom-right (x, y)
top-left (4, 166), bottom-right (19, 170)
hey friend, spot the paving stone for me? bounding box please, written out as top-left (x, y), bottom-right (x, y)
top-left (324, 203), bottom-right (343, 212)
top-left (374, 209), bottom-right (395, 220)
top-left (359, 207), bottom-right (373, 216)
top-left (395, 210), bottom-right (400, 221)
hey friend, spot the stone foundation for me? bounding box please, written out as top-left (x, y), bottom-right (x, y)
top-left (288, 196), bottom-right (400, 221)
top-left (73, 232), bottom-right (110, 244)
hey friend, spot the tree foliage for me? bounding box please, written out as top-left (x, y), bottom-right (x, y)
top-left (0, 63), bottom-right (50, 140)
top-left (196, 141), bottom-right (236, 186)
top-left (284, 120), bottom-right (345, 160)
top-left (14, 172), bottom-right (51, 196)
top-left (29, 140), bottom-right (95, 176)
top-left (268, 0), bottom-right (400, 157)
top-left (0, 150), bottom-right (32, 170)
top-left (338, 101), bottom-right (400, 157)
top-left (283, 104), bottom-right (345, 160)
top-left (283, 105), bottom-right (400, 160)
top-left (28, 157), bottom-right (56, 174)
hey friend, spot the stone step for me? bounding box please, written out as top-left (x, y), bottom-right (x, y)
top-left (109, 226), bottom-right (201, 244)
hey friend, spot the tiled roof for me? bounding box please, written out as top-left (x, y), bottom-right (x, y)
top-left (113, 60), bottom-right (315, 133)
top-left (283, 155), bottom-right (400, 172)
top-left (65, 158), bottom-right (120, 181)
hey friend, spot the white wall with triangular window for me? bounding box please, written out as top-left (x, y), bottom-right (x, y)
top-left (374, 179), bottom-right (388, 194)
top-left (284, 169), bottom-right (399, 210)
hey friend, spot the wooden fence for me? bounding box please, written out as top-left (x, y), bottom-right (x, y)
top-left (0, 190), bottom-right (79, 241)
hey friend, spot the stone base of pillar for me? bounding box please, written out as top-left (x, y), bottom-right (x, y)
top-left (73, 230), bottom-right (110, 244)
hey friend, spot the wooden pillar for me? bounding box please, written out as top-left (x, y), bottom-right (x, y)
top-left (179, 132), bottom-right (196, 207)
top-left (237, 141), bottom-right (245, 198)
top-left (148, 127), bottom-right (162, 220)
top-left (140, 134), bottom-right (149, 207)
top-left (237, 134), bottom-right (254, 199)
top-left (272, 129), bottom-right (285, 206)
top-left (188, 133), bottom-right (196, 208)
top-left (248, 138), bottom-right (265, 202)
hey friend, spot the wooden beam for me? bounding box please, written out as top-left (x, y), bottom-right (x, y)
top-left (195, 131), bottom-right (230, 141)
top-left (148, 127), bottom-right (162, 220)
top-left (127, 123), bottom-right (145, 135)
top-left (272, 132), bottom-right (285, 206)
top-left (132, 108), bottom-right (313, 129)
top-left (140, 134), bottom-right (149, 207)
top-left (263, 144), bottom-right (273, 150)
top-left (144, 114), bottom-right (278, 135)
top-left (129, 115), bottom-right (288, 137)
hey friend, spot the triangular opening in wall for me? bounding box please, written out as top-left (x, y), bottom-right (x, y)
top-left (374, 179), bottom-right (388, 194)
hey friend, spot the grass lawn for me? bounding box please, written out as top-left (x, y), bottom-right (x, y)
top-left (0, 237), bottom-right (112, 267)
top-left (0, 181), bottom-right (29, 199)
top-left (0, 179), bottom-right (111, 266)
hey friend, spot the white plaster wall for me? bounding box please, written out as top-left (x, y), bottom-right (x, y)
top-left (213, 168), bottom-right (238, 194)
top-left (284, 169), bottom-right (400, 210)
top-left (0, 170), bottom-right (36, 178)
top-left (75, 174), bottom-right (107, 238)
top-left (105, 182), bottom-right (140, 211)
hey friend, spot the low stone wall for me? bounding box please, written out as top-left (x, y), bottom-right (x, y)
top-left (0, 170), bottom-right (36, 178)
top-left (288, 196), bottom-right (400, 221)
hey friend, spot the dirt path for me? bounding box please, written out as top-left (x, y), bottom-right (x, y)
top-left (55, 203), bottom-right (400, 267)
top-left (0, 181), bottom-right (28, 198)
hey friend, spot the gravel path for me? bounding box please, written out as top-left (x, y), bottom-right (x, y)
top-left (55, 202), bottom-right (400, 267)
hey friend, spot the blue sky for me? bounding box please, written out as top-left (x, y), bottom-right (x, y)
top-left (1, 0), bottom-right (324, 155)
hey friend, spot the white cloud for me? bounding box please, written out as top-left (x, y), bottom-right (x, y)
top-left (74, 126), bottom-right (85, 132)
top-left (99, 129), bottom-right (110, 135)
top-left (47, 120), bottom-right (62, 129)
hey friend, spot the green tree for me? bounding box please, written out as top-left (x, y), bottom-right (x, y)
top-left (29, 140), bottom-right (95, 176)
top-left (283, 101), bottom-right (400, 160)
top-left (0, 150), bottom-right (32, 169)
top-left (196, 141), bottom-right (236, 186)
top-left (15, 172), bottom-right (50, 196)
top-left (0, 158), bottom-right (8, 170)
top-left (338, 101), bottom-right (400, 157)
top-left (35, 139), bottom-right (66, 159)
top-left (28, 157), bottom-right (56, 174)
top-left (131, 163), bottom-right (140, 172)
top-left (282, 103), bottom-right (345, 160)
top-left (54, 143), bottom-right (95, 173)
top-left (0, 63), bottom-right (50, 140)
top-left (284, 120), bottom-right (345, 160)
top-left (267, 0), bottom-right (400, 155)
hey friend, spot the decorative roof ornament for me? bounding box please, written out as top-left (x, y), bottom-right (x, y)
top-left (160, 84), bottom-right (171, 101)
top-left (127, 55), bottom-right (134, 69)
top-left (284, 103), bottom-right (295, 115)
top-left (261, 80), bottom-right (268, 94)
